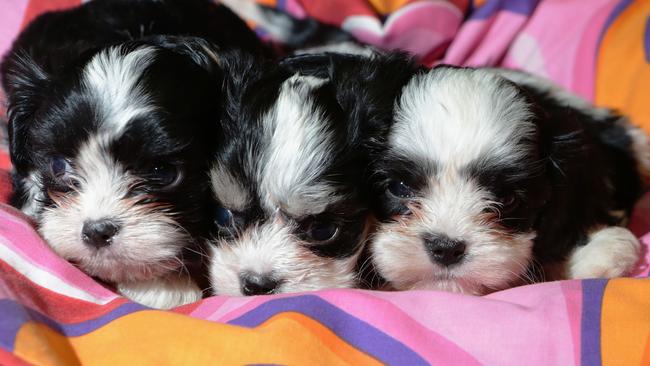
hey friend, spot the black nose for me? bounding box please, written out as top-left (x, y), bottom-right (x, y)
top-left (240, 273), bottom-right (279, 296)
top-left (424, 234), bottom-right (466, 266)
top-left (82, 219), bottom-right (120, 248)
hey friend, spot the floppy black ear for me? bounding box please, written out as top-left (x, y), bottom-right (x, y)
top-left (1, 51), bottom-right (50, 173)
top-left (279, 53), bottom-right (353, 78)
top-left (282, 52), bottom-right (419, 145)
top-left (141, 35), bottom-right (225, 79)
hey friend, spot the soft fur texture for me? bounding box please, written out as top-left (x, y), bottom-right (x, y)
top-left (369, 65), bottom-right (649, 294)
top-left (0, 0), bottom-right (264, 308)
top-left (206, 52), bottom-right (415, 296)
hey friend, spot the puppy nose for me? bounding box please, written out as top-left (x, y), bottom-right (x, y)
top-left (240, 273), bottom-right (279, 296)
top-left (424, 235), bottom-right (466, 266)
top-left (82, 219), bottom-right (120, 248)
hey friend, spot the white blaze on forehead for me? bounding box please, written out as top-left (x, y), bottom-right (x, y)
top-left (417, 172), bottom-right (493, 238)
top-left (210, 161), bottom-right (250, 211)
top-left (259, 73), bottom-right (338, 216)
top-left (83, 45), bottom-right (156, 135)
top-left (75, 134), bottom-right (131, 221)
top-left (392, 68), bottom-right (535, 168)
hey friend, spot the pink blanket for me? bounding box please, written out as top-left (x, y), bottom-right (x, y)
top-left (1, 1), bottom-right (650, 364)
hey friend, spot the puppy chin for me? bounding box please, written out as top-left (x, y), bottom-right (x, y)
top-left (39, 205), bottom-right (189, 284)
top-left (371, 218), bottom-right (535, 295)
top-left (208, 222), bottom-right (359, 296)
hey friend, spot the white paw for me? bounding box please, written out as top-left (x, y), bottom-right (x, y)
top-left (568, 226), bottom-right (641, 279)
top-left (118, 275), bottom-right (203, 309)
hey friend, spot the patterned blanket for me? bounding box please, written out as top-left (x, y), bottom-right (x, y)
top-left (1, 0), bottom-right (650, 365)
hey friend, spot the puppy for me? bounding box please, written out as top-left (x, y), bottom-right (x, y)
top-left (206, 52), bottom-right (414, 295)
top-left (0, 0), bottom-right (262, 308)
top-left (368, 66), bottom-right (650, 294)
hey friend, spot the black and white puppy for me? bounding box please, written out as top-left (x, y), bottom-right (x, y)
top-left (0, 0), bottom-right (262, 307)
top-left (207, 53), bottom-right (414, 295)
top-left (369, 66), bottom-right (650, 294)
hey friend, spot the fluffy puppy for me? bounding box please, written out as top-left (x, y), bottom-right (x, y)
top-left (0, 0), bottom-right (261, 308)
top-left (368, 66), bottom-right (649, 294)
top-left (207, 53), bottom-right (414, 295)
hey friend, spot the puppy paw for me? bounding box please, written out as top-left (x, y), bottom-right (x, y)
top-left (567, 226), bottom-right (641, 279)
top-left (118, 275), bottom-right (203, 309)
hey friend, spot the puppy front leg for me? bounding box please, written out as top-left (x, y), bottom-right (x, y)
top-left (118, 275), bottom-right (204, 309)
top-left (566, 226), bottom-right (641, 279)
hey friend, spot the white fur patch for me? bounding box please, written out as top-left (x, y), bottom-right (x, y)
top-left (210, 162), bottom-right (250, 211)
top-left (117, 274), bottom-right (203, 309)
top-left (392, 68), bottom-right (535, 168)
top-left (83, 45), bottom-right (156, 135)
top-left (258, 74), bottom-right (338, 217)
top-left (568, 226), bottom-right (641, 279)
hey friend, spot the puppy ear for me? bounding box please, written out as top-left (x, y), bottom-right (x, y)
top-left (142, 35), bottom-right (224, 78)
top-left (1, 51), bottom-right (50, 172)
top-left (280, 53), bottom-right (345, 78)
top-left (282, 52), bottom-right (418, 146)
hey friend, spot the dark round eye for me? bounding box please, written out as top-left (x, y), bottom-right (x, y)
top-left (214, 206), bottom-right (234, 227)
top-left (499, 193), bottom-right (519, 213)
top-left (387, 180), bottom-right (413, 198)
top-left (307, 220), bottom-right (339, 242)
top-left (49, 157), bottom-right (77, 193)
top-left (51, 157), bottom-right (70, 177)
top-left (151, 163), bottom-right (181, 188)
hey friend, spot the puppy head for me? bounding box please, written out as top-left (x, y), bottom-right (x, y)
top-left (208, 69), bottom-right (371, 296)
top-left (3, 39), bottom-right (221, 283)
top-left (371, 67), bottom-right (551, 294)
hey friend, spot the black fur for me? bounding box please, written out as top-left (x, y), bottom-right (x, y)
top-left (518, 82), bottom-right (646, 264)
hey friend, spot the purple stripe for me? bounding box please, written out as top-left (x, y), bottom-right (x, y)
top-left (601, 0), bottom-right (633, 34)
top-left (581, 279), bottom-right (608, 366)
top-left (643, 16), bottom-right (650, 64)
top-left (470, 0), bottom-right (541, 20)
top-left (596, 0), bottom-right (633, 51)
top-left (229, 295), bottom-right (428, 365)
top-left (0, 299), bottom-right (145, 350)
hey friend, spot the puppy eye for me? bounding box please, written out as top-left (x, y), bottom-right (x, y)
top-left (151, 163), bottom-right (182, 189)
top-left (387, 180), bottom-right (413, 198)
top-left (214, 206), bottom-right (234, 227)
top-left (51, 157), bottom-right (71, 177)
top-left (306, 220), bottom-right (339, 242)
top-left (499, 192), bottom-right (519, 213)
top-left (49, 157), bottom-right (77, 192)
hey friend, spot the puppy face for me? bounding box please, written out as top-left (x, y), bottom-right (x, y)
top-left (208, 72), bottom-right (369, 296)
top-left (371, 67), bottom-right (551, 294)
top-left (6, 44), bottom-right (219, 283)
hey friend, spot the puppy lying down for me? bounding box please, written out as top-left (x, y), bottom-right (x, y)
top-left (0, 0), bottom-right (265, 308)
top-left (206, 52), bottom-right (414, 295)
top-left (368, 65), bottom-right (649, 294)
